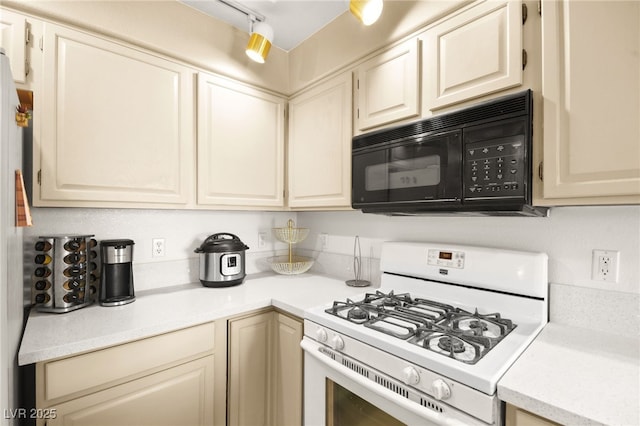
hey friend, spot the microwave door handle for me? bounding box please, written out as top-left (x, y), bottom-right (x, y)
top-left (300, 338), bottom-right (467, 426)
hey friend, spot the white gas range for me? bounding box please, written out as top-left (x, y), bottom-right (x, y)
top-left (301, 242), bottom-right (548, 425)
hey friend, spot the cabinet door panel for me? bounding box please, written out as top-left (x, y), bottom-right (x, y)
top-left (423, 0), bottom-right (522, 112)
top-left (228, 311), bottom-right (273, 426)
top-left (40, 24), bottom-right (193, 205)
top-left (356, 39), bottom-right (420, 131)
top-left (0, 9), bottom-right (27, 83)
top-left (288, 72), bottom-right (352, 208)
top-left (49, 356), bottom-right (214, 426)
top-left (273, 313), bottom-right (302, 426)
top-left (542, 0), bottom-right (640, 201)
top-left (197, 73), bottom-right (285, 207)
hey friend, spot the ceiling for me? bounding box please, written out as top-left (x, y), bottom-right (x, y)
top-left (180, 0), bottom-right (350, 51)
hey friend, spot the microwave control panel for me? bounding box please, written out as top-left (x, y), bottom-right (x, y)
top-left (463, 137), bottom-right (526, 199)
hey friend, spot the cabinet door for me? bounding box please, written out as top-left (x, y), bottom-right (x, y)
top-left (197, 73), bottom-right (285, 207)
top-left (422, 0), bottom-right (522, 112)
top-left (288, 72), bottom-right (352, 208)
top-left (0, 8), bottom-right (27, 83)
top-left (48, 356), bottom-right (214, 426)
top-left (228, 311), bottom-right (274, 426)
top-left (505, 403), bottom-right (560, 426)
top-left (355, 38), bottom-right (420, 131)
top-left (39, 23), bottom-right (194, 206)
top-left (273, 312), bottom-right (303, 426)
top-left (541, 0), bottom-right (640, 203)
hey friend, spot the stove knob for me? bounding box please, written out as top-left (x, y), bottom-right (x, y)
top-left (402, 366), bottom-right (420, 385)
top-left (316, 328), bottom-right (328, 343)
top-left (431, 379), bottom-right (451, 401)
top-left (331, 335), bottom-right (345, 351)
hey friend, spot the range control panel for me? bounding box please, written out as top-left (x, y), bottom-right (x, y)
top-left (427, 249), bottom-right (465, 269)
top-left (463, 137), bottom-right (526, 199)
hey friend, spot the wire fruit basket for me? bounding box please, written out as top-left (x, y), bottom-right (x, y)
top-left (269, 219), bottom-right (314, 275)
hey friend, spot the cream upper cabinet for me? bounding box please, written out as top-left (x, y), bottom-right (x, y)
top-left (354, 38), bottom-right (420, 132)
top-left (0, 8), bottom-right (28, 83)
top-left (38, 23), bottom-right (194, 207)
top-left (197, 73), bottom-right (285, 208)
top-left (422, 0), bottom-right (523, 113)
top-left (541, 0), bottom-right (640, 203)
top-left (288, 72), bottom-right (352, 209)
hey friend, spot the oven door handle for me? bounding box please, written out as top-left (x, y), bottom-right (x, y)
top-left (301, 338), bottom-right (471, 426)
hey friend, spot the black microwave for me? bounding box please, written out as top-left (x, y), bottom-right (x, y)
top-left (351, 90), bottom-right (548, 216)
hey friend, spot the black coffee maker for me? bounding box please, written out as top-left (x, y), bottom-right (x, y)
top-left (99, 239), bottom-right (135, 306)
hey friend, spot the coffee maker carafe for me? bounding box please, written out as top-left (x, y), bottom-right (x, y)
top-left (99, 239), bottom-right (135, 306)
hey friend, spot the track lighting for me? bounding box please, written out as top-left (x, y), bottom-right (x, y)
top-left (350, 0), bottom-right (384, 26)
top-left (245, 20), bottom-right (274, 64)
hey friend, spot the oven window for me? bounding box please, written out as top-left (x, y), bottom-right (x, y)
top-left (326, 379), bottom-right (405, 426)
top-left (365, 155), bottom-right (441, 191)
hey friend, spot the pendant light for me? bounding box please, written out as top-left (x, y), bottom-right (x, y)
top-left (245, 20), bottom-right (274, 64)
top-left (350, 0), bottom-right (384, 26)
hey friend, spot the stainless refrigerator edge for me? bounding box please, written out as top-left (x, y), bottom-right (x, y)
top-left (0, 50), bottom-right (25, 425)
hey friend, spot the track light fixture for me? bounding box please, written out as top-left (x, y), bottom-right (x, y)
top-left (216, 0), bottom-right (274, 64)
top-left (245, 18), bottom-right (274, 64)
top-left (350, 0), bottom-right (384, 26)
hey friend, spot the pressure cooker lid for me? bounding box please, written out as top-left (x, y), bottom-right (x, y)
top-left (195, 233), bottom-right (249, 253)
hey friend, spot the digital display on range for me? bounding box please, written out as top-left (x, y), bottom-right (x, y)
top-left (439, 251), bottom-right (453, 260)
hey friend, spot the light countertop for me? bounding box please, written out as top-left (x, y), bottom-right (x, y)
top-left (18, 273), bottom-right (373, 365)
top-left (20, 274), bottom-right (640, 426)
top-left (498, 323), bottom-right (640, 426)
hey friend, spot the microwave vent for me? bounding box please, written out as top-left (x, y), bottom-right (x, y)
top-left (354, 90), bottom-right (530, 150)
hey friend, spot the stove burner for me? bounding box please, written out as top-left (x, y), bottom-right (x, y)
top-left (468, 320), bottom-right (488, 335)
top-left (347, 306), bottom-right (369, 322)
top-left (437, 336), bottom-right (465, 353)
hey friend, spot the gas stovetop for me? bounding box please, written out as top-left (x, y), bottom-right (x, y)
top-left (304, 242), bottom-right (549, 396)
top-left (325, 290), bottom-right (516, 364)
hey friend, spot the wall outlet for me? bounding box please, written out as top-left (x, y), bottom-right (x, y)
top-left (152, 238), bottom-right (165, 257)
top-left (258, 231), bottom-right (267, 249)
top-left (591, 249), bottom-right (619, 282)
top-left (319, 233), bottom-right (328, 250)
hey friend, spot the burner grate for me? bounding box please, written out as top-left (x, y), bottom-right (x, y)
top-left (324, 290), bottom-right (517, 364)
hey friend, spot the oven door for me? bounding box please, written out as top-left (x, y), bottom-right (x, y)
top-left (302, 337), bottom-right (487, 426)
top-left (351, 130), bottom-right (462, 211)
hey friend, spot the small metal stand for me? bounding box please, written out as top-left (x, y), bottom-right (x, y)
top-left (346, 236), bottom-right (370, 287)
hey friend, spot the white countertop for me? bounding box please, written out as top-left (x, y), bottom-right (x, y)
top-left (498, 323), bottom-right (640, 426)
top-left (18, 273), bottom-right (372, 366)
top-left (20, 274), bottom-right (640, 426)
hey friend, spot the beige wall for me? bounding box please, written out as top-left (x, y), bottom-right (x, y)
top-left (5, 0), bottom-right (472, 95)
top-left (3, 0), bottom-right (290, 93)
top-left (288, 0), bottom-right (468, 93)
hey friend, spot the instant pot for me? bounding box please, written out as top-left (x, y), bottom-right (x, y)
top-left (195, 233), bottom-right (249, 287)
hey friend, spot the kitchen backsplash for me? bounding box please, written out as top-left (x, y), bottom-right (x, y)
top-left (24, 205), bottom-right (639, 336)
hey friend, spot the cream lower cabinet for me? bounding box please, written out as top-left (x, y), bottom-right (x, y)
top-left (421, 0), bottom-right (523, 113)
top-left (288, 72), bottom-right (352, 209)
top-left (273, 312), bottom-right (303, 426)
top-left (47, 357), bottom-right (213, 426)
top-left (36, 322), bottom-right (217, 426)
top-left (540, 0), bottom-right (640, 204)
top-left (197, 73), bottom-right (285, 208)
top-left (505, 404), bottom-right (560, 426)
top-left (354, 38), bottom-right (420, 133)
top-left (227, 309), bottom-right (303, 426)
top-left (37, 23), bottom-right (194, 207)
